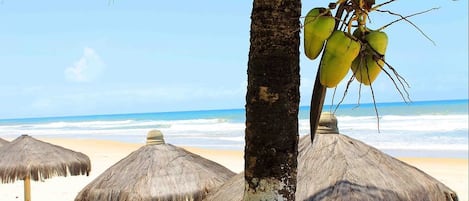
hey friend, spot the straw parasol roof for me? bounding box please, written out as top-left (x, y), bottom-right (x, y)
top-left (204, 113), bottom-right (458, 201)
top-left (0, 134), bottom-right (91, 182)
top-left (75, 130), bottom-right (236, 201)
top-left (0, 138), bottom-right (8, 146)
top-left (0, 134), bottom-right (91, 201)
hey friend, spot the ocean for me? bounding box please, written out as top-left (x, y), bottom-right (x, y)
top-left (0, 99), bottom-right (467, 158)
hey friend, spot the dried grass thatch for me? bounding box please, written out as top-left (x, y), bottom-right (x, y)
top-left (204, 113), bottom-right (458, 201)
top-left (0, 135), bottom-right (91, 183)
top-left (295, 134), bottom-right (458, 201)
top-left (75, 130), bottom-right (236, 201)
top-left (0, 138), bottom-right (8, 146)
top-left (204, 172), bottom-right (244, 201)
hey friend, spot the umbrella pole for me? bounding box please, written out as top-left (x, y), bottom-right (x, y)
top-left (24, 175), bottom-right (31, 201)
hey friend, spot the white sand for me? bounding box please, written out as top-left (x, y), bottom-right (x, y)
top-left (0, 138), bottom-right (466, 201)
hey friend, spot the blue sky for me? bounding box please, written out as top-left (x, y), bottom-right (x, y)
top-left (0, 0), bottom-right (467, 119)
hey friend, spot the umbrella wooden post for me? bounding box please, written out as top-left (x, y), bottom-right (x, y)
top-left (24, 175), bottom-right (31, 201)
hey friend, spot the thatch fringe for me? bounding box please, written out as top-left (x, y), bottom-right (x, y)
top-left (75, 143), bottom-right (235, 201)
top-left (204, 134), bottom-right (458, 201)
top-left (0, 135), bottom-right (91, 183)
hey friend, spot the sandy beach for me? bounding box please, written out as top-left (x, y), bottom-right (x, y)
top-left (0, 138), bottom-right (467, 201)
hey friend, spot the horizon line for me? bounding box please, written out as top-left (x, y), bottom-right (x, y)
top-left (0, 98), bottom-right (466, 122)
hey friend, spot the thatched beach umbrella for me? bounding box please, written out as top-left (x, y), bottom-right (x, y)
top-left (0, 134), bottom-right (91, 201)
top-left (75, 130), bottom-right (236, 201)
top-left (204, 113), bottom-right (458, 201)
top-left (0, 138), bottom-right (8, 146)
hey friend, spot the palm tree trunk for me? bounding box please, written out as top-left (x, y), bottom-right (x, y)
top-left (244, 0), bottom-right (301, 200)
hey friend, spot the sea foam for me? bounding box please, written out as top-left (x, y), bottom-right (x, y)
top-left (0, 100), bottom-right (467, 158)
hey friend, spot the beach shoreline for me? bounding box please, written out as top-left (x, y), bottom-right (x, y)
top-left (0, 137), bottom-right (467, 201)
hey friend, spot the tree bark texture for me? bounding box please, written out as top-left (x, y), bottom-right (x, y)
top-left (244, 0), bottom-right (301, 200)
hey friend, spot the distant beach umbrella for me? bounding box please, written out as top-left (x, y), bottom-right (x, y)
top-left (204, 113), bottom-right (458, 201)
top-left (0, 138), bottom-right (8, 146)
top-left (0, 134), bottom-right (91, 201)
top-left (75, 130), bottom-right (236, 201)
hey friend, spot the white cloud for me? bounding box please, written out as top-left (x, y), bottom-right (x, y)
top-left (65, 47), bottom-right (105, 82)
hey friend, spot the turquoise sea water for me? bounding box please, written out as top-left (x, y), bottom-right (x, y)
top-left (0, 99), bottom-right (467, 158)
